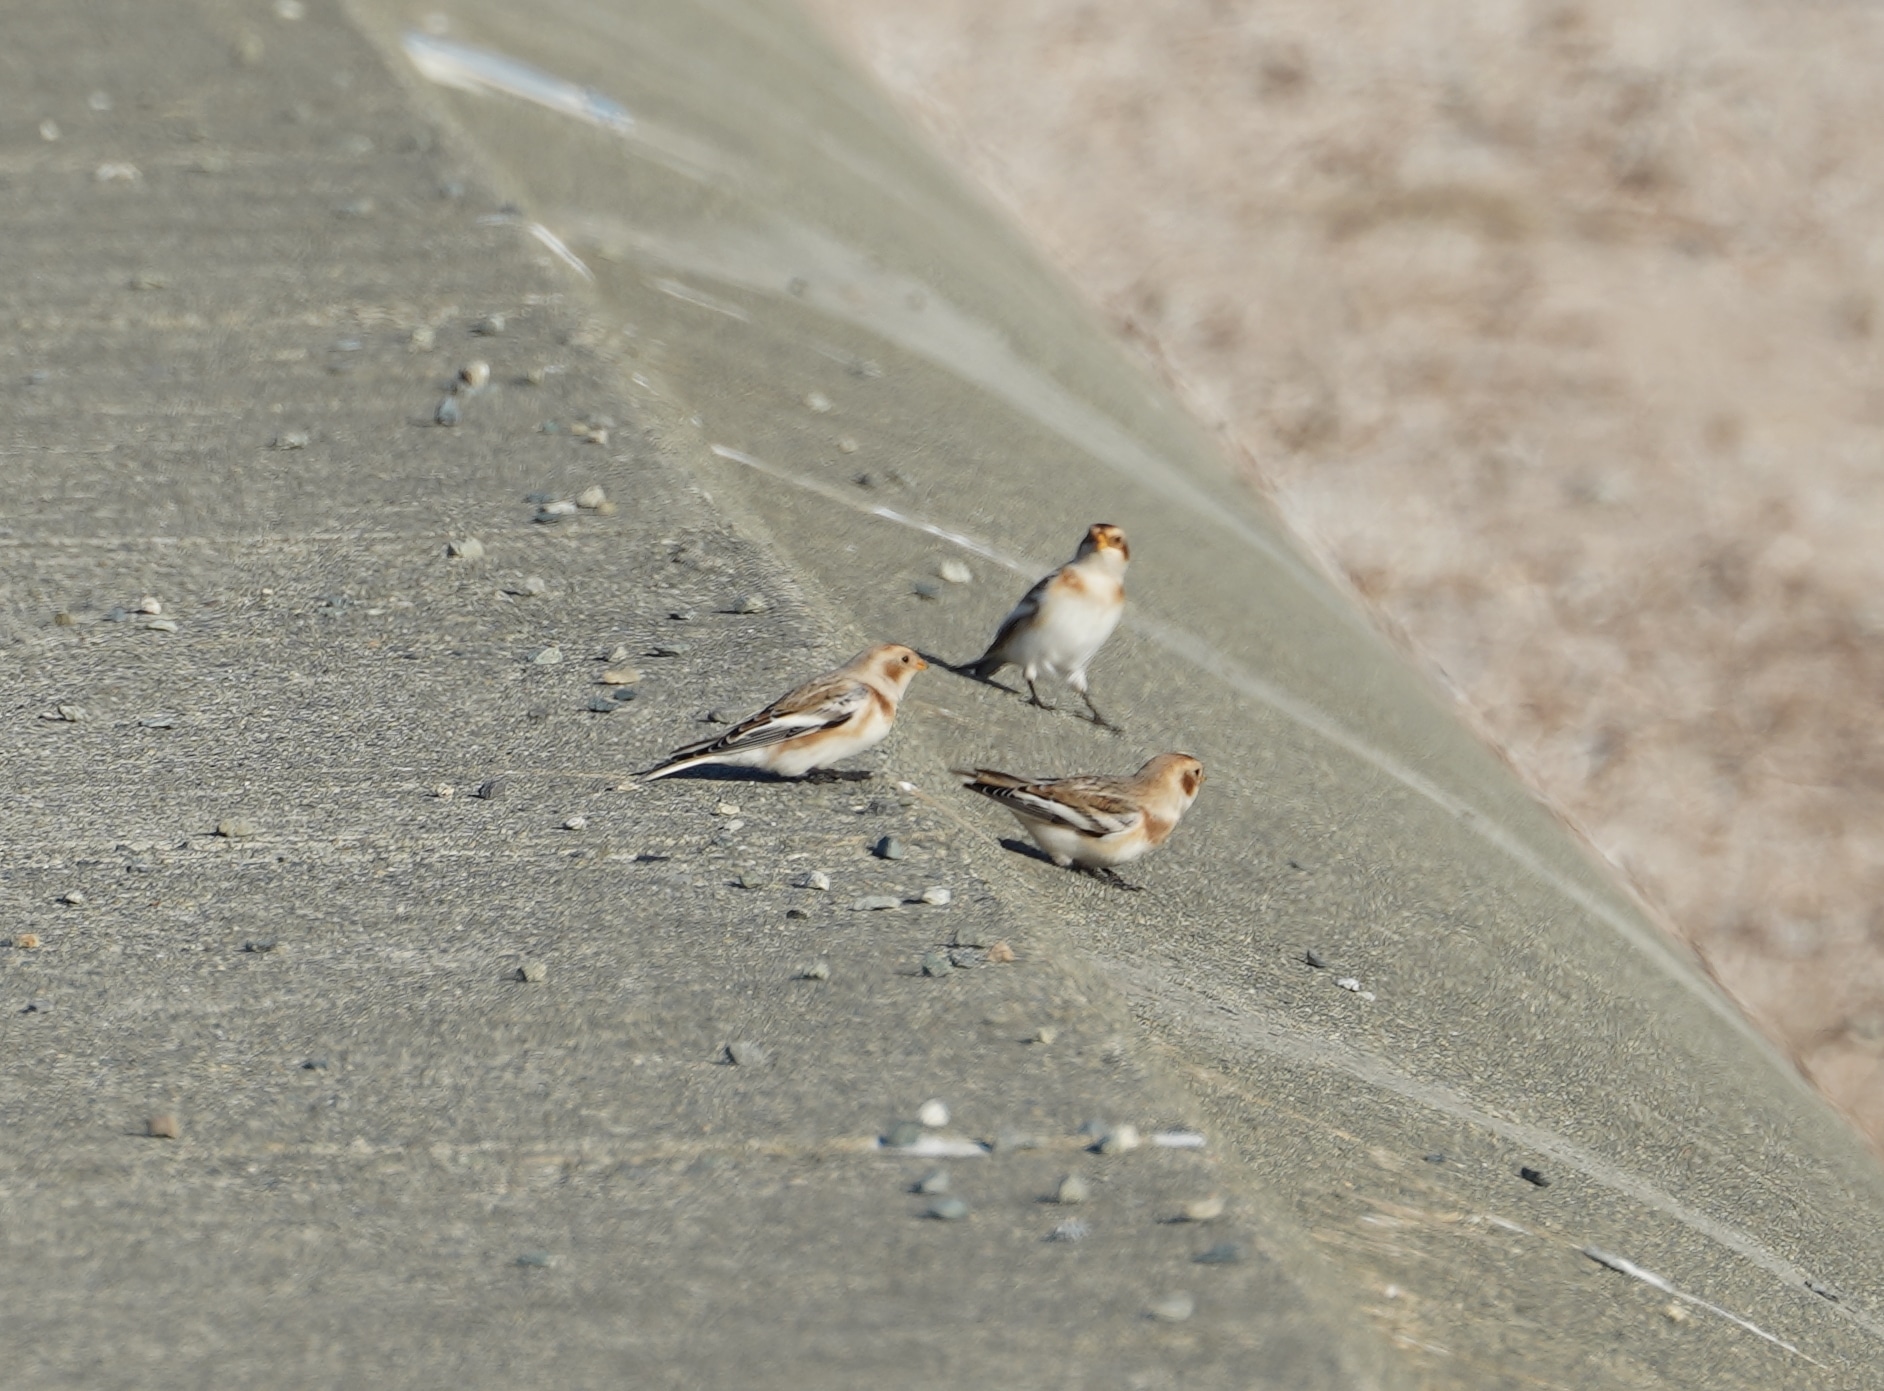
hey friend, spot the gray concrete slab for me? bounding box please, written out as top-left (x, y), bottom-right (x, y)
top-left (1, 0), bottom-right (1880, 1387)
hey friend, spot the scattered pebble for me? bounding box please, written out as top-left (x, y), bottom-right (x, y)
top-left (728, 594), bottom-right (768, 614)
top-left (918, 1099), bottom-right (950, 1129)
top-left (1096, 1125), bottom-right (1141, 1156)
top-left (243, 939), bottom-right (278, 953)
top-left (648, 643), bottom-right (690, 657)
top-left (725, 1040), bottom-right (768, 1067)
top-left (918, 886), bottom-right (951, 906)
top-left (837, 436), bottom-right (859, 454)
top-left (1031, 1026), bottom-right (1058, 1045)
top-left (409, 325), bottom-right (437, 352)
top-left (12, 934), bottom-right (41, 950)
top-left (938, 559), bottom-right (973, 584)
top-left (793, 871), bottom-right (831, 891)
top-left (514, 1251), bottom-right (556, 1269)
top-left (39, 118), bottom-right (59, 142)
top-left (59, 890), bottom-right (85, 905)
top-left (271, 431), bottom-right (310, 450)
top-left (434, 395), bottom-right (461, 426)
top-left (216, 818), bottom-right (257, 839)
top-left (925, 1197), bottom-right (968, 1221)
top-left (885, 1122), bottom-right (924, 1149)
top-left (987, 942), bottom-right (1016, 964)
top-left (446, 537), bottom-right (485, 560)
top-left (518, 576), bottom-right (548, 596)
top-left (432, 784), bottom-right (455, 800)
top-left (95, 162), bottom-right (142, 183)
top-left (852, 896), bottom-right (901, 912)
top-left (797, 961), bottom-right (830, 981)
top-left (714, 802), bottom-right (741, 817)
top-left (145, 1114), bottom-right (181, 1140)
top-left (40, 705), bottom-right (86, 723)
top-left (911, 580), bottom-right (941, 601)
top-left (805, 391), bottom-right (833, 413)
top-left (475, 778), bottom-right (508, 800)
top-left (1424, 1152), bottom-right (1447, 1165)
top-left (474, 314), bottom-right (506, 336)
top-left (1336, 976), bottom-right (1362, 992)
top-left (457, 360), bottom-right (490, 390)
top-left (1304, 948), bottom-right (1328, 969)
top-left (531, 646), bottom-right (563, 666)
top-left (562, 815), bottom-right (587, 831)
top-left (785, 909), bottom-right (809, 921)
top-left (1179, 1195), bottom-right (1226, 1223)
top-left (1146, 1292), bottom-right (1195, 1323)
top-left (1194, 1242), bottom-right (1243, 1265)
top-left (516, 961), bottom-right (547, 983)
top-left (584, 695), bottom-right (618, 713)
top-left (1806, 1279), bottom-right (1844, 1303)
top-left (1048, 1220), bottom-right (1089, 1243)
top-left (920, 951), bottom-right (953, 977)
top-left (874, 836), bottom-right (905, 861)
top-left (136, 597), bottom-right (162, 615)
top-left (1151, 1131), bottom-right (1207, 1150)
top-left (915, 1168), bottom-right (951, 1195)
top-left (146, 618), bottom-right (179, 633)
top-left (1663, 1303), bottom-right (1691, 1324)
top-left (576, 485), bottom-right (607, 509)
top-left (1519, 1166), bottom-right (1551, 1188)
top-left (607, 644), bottom-right (634, 663)
top-left (1054, 1173), bottom-right (1091, 1205)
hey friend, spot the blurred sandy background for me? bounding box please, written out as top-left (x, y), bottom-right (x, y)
top-left (801, 0), bottom-right (1884, 1148)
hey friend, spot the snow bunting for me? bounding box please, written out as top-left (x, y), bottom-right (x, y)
top-left (955, 753), bottom-right (1204, 890)
top-left (959, 523), bottom-right (1128, 729)
top-left (641, 644), bottom-right (927, 781)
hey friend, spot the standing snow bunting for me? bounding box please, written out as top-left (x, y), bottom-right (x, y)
top-left (955, 753), bottom-right (1204, 890)
top-left (958, 523), bottom-right (1128, 730)
top-left (641, 644), bottom-right (927, 781)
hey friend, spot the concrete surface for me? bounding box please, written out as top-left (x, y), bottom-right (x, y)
top-left (0, 1), bottom-right (1879, 1387)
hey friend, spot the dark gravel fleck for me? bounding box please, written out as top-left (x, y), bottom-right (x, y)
top-left (1519, 1166), bottom-right (1551, 1187)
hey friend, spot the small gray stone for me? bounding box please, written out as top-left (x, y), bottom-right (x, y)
top-left (785, 909), bottom-right (810, 921)
top-left (216, 818), bottom-right (257, 840)
top-left (513, 1251), bottom-right (556, 1268)
top-left (925, 1197), bottom-right (968, 1221)
top-left (648, 643), bottom-right (690, 657)
top-left (610, 687), bottom-right (639, 703)
top-left (725, 1040), bottom-right (767, 1067)
top-left (918, 886), bottom-right (951, 906)
top-left (990, 1128), bottom-right (1034, 1155)
top-left (139, 713), bottom-right (176, 729)
top-left (1048, 1220), bottom-right (1089, 1243)
top-left (518, 576), bottom-right (548, 596)
top-left (1054, 1173), bottom-right (1091, 1205)
top-left (59, 890), bottom-right (86, 906)
top-left (949, 924), bottom-right (997, 949)
top-left (475, 778), bottom-right (508, 800)
top-left (446, 537), bottom-right (485, 560)
top-left (1146, 1292), bottom-right (1195, 1323)
top-left (46, 705), bottom-right (86, 723)
top-left (532, 646), bottom-right (563, 666)
top-left (457, 360), bottom-right (491, 391)
top-left (884, 1121), bottom-right (924, 1148)
top-left (473, 314), bottom-right (507, 336)
top-left (915, 1168), bottom-right (951, 1195)
top-left (145, 618), bottom-right (179, 633)
top-left (434, 395), bottom-right (461, 427)
top-left (1194, 1242), bottom-right (1243, 1265)
top-left (1304, 948), bottom-right (1328, 969)
top-left (575, 485), bottom-right (606, 509)
top-left (796, 961), bottom-right (830, 981)
top-left (585, 695), bottom-right (619, 713)
top-left (910, 580), bottom-right (941, 601)
top-left (562, 815), bottom-right (587, 831)
top-left (851, 895), bottom-right (901, 912)
top-left (947, 949), bottom-right (982, 969)
top-left (607, 644), bottom-right (634, 663)
top-left (792, 871), bottom-right (831, 892)
top-left (516, 961), bottom-right (546, 983)
top-left (920, 951), bottom-right (953, 978)
top-left (242, 938), bottom-right (278, 953)
top-left (668, 609), bottom-right (695, 622)
top-left (874, 836), bottom-right (905, 860)
top-left (271, 431), bottom-right (310, 450)
top-left (728, 594), bottom-right (768, 614)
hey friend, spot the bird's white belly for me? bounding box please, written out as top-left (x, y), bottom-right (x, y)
top-left (1012, 593), bottom-right (1120, 679)
top-left (1019, 816), bottom-right (1143, 869)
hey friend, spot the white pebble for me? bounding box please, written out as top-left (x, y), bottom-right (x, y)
top-left (793, 871), bottom-right (831, 891)
top-left (575, 485), bottom-right (607, 509)
top-left (531, 646), bottom-right (562, 665)
top-left (919, 886), bottom-right (952, 906)
top-left (540, 500), bottom-right (578, 517)
top-left (95, 162), bottom-right (141, 183)
top-left (136, 597), bottom-right (162, 615)
top-left (805, 391), bottom-right (833, 413)
top-left (39, 119), bottom-right (59, 142)
top-left (146, 618), bottom-right (178, 633)
top-left (917, 1099), bottom-right (950, 1129)
top-left (1336, 977), bottom-right (1362, 992)
top-left (563, 815), bottom-right (587, 831)
top-left (432, 784), bottom-right (455, 800)
top-left (457, 360), bottom-right (490, 390)
top-left (715, 802), bottom-right (741, 817)
top-left (60, 890), bottom-right (86, 906)
top-left (938, 559), bottom-right (972, 584)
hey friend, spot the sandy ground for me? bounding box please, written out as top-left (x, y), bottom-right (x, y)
top-left (801, 0), bottom-right (1884, 1148)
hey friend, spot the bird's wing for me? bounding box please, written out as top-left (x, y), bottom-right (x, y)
top-left (958, 769), bottom-right (1142, 837)
top-left (976, 570), bottom-right (1056, 661)
top-left (661, 677), bottom-right (871, 762)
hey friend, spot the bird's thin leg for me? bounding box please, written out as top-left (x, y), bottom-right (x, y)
top-left (1078, 689), bottom-right (1122, 733)
top-left (1081, 865), bottom-right (1143, 892)
top-left (1025, 677), bottom-right (1056, 711)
